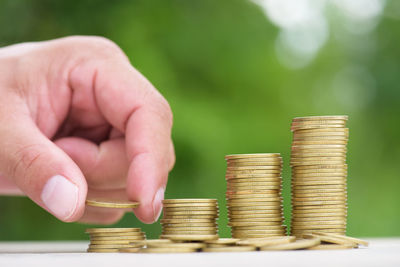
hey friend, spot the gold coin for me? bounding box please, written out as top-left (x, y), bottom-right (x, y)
top-left (231, 226), bottom-right (285, 232)
top-left (227, 182), bottom-right (281, 187)
top-left (302, 234), bottom-right (356, 246)
top-left (259, 236), bottom-right (321, 250)
top-left (160, 234), bottom-right (219, 241)
top-left (232, 229), bottom-right (286, 234)
top-left (291, 220), bottom-right (346, 226)
top-left (85, 198), bottom-right (139, 209)
top-left (225, 153), bottom-right (281, 159)
top-left (163, 199), bottom-right (217, 204)
top-left (202, 246), bottom-right (256, 252)
top-left (162, 222), bottom-right (217, 227)
top-left (227, 177), bottom-right (282, 182)
top-left (293, 164), bottom-right (347, 170)
top-left (292, 115), bottom-right (348, 121)
top-left (90, 235), bottom-right (146, 241)
top-left (226, 195), bottom-right (282, 201)
top-left (312, 233), bottom-right (369, 246)
top-left (119, 247), bottom-right (141, 253)
top-left (292, 140), bottom-right (348, 146)
top-left (227, 185), bottom-right (281, 190)
top-left (292, 214), bottom-right (346, 220)
top-left (237, 236), bottom-right (296, 247)
top-left (293, 132), bottom-right (348, 138)
top-left (228, 221), bottom-right (283, 227)
top-left (293, 189), bottom-right (345, 194)
top-left (90, 240), bottom-right (144, 245)
top-left (292, 196), bottom-right (347, 201)
top-left (291, 177), bottom-right (347, 182)
top-left (292, 204), bottom-right (347, 210)
top-left (163, 210), bottom-right (218, 215)
top-left (146, 242), bottom-right (206, 249)
top-left (227, 161), bottom-right (282, 167)
top-left (162, 215), bottom-right (217, 220)
top-left (232, 233), bottom-right (286, 239)
top-left (308, 244), bottom-right (354, 250)
top-left (163, 202), bottom-right (217, 207)
top-left (205, 238), bottom-right (240, 245)
top-left (293, 200), bottom-right (346, 206)
top-left (164, 207), bottom-right (218, 212)
top-left (88, 244), bottom-right (135, 249)
top-left (139, 247), bottom-right (197, 253)
top-left (227, 166), bottom-right (282, 171)
top-left (87, 248), bottom-right (119, 253)
top-left (227, 202), bottom-right (282, 208)
top-left (85, 228), bottom-right (142, 234)
top-left (226, 173), bottom-right (281, 179)
top-left (291, 153), bottom-right (346, 158)
top-left (226, 189), bottom-right (280, 195)
top-left (293, 184), bottom-right (346, 190)
top-left (291, 229), bottom-right (345, 236)
top-left (162, 227), bottom-right (217, 231)
top-left (290, 225), bottom-right (346, 230)
top-left (160, 218), bottom-right (215, 223)
top-left (229, 217), bottom-right (284, 222)
top-left (226, 170), bottom-right (281, 175)
top-left (145, 239), bottom-right (173, 245)
top-left (228, 209), bottom-right (282, 215)
top-left (292, 181), bottom-right (346, 186)
top-left (291, 119), bottom-right (347, 126)
top-left (228, 205), bottom-right (282, 211)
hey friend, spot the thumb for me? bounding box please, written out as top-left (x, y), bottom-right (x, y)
top-left (0, 115), bottom-right (87, 222)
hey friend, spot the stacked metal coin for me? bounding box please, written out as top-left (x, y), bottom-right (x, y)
top-left (86, 228), bottom-right (145, 253)
top-left (290, 116), bottom-right (348, 237)
top-left (160, 199), bottom-right (219, 241)
top-left (225, 153), bottom-right (287, 239)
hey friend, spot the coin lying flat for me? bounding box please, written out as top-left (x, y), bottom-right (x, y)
top-left (259, 236), bottom-right (321, 250)
top-left (85, 198), bottom-right (139, 209)
top-left (312, 232), bottom-right (369, 246)
top-left (202, 246), bottom-right (256, 252)
top-left (237, 236), bottom-right (296, 247)
top-left (139, 247), bottom-right (197, 253)
top-left (160, 234), bottom-right (219, 241)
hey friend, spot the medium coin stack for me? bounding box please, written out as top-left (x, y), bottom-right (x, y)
top-left (225, 154), bottom-right (287, 239)
top-left (160, 199), bottom-right (219, 241)
top-left (290, 116), bottom-right (348, 237)
top-left (86, 228), bottom-right (146, 253)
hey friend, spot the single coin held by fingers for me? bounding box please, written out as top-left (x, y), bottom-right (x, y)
top-left (86, 198), bottom-right (139, 209)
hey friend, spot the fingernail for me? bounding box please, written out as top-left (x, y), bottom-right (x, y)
top-left (41, 175), bottom-right (79, 221)
top-left (152, 187), bottom-right (165, 222)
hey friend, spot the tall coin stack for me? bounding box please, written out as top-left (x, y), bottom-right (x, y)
top-left (160, 199), bottom-right (219, 241)
top-left (225, 154), bottom-right (287, 239)
top-left (86, 228), bottom-right (146, 253)
top-left (290, 116), bottom-right (348, 237)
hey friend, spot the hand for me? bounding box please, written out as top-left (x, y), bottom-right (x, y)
top-left (0, 36), bottom-right (175, 224)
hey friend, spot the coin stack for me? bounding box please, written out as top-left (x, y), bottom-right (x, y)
top-left (160, 199), bottom-right (219, 241)
top-left (225, 154), bottom-right (287, 239)
top-left (86, 228), bottom-right (146, 253)
top-left (290, 116), bottom-right (348, 237)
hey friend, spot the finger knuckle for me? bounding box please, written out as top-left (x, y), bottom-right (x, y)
top-left (63, 36), bottom-right (125, 58)
top-left (9, 144), bottom-right (45, 189)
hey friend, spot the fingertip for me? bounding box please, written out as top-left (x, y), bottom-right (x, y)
top-left (127, 153), bottom-right (167, 224)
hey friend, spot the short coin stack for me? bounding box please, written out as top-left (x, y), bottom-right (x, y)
top-left (160, 199), bottom-right (219, 241)
top-left (86, 228), bottom-right (145, 253)
top-left (225, 153), bottom-right (287, 239)
top-left (290, 116), bottom-right (348, 237)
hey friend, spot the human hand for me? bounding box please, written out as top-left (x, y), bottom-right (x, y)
top-left (0, 36), bottom-right (175, 224)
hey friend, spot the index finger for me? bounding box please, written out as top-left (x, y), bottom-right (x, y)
top-left (70, 55), bottom-right (174, 223)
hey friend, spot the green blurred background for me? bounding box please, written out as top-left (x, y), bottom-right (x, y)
top-left (0, 0), bottom-right (399, 240)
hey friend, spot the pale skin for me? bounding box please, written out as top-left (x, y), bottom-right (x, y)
top-left (0, 36), bottom-right (175, 224)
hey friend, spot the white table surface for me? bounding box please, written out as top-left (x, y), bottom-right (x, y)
top-left (0, 238), bottom-right (399, 267)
